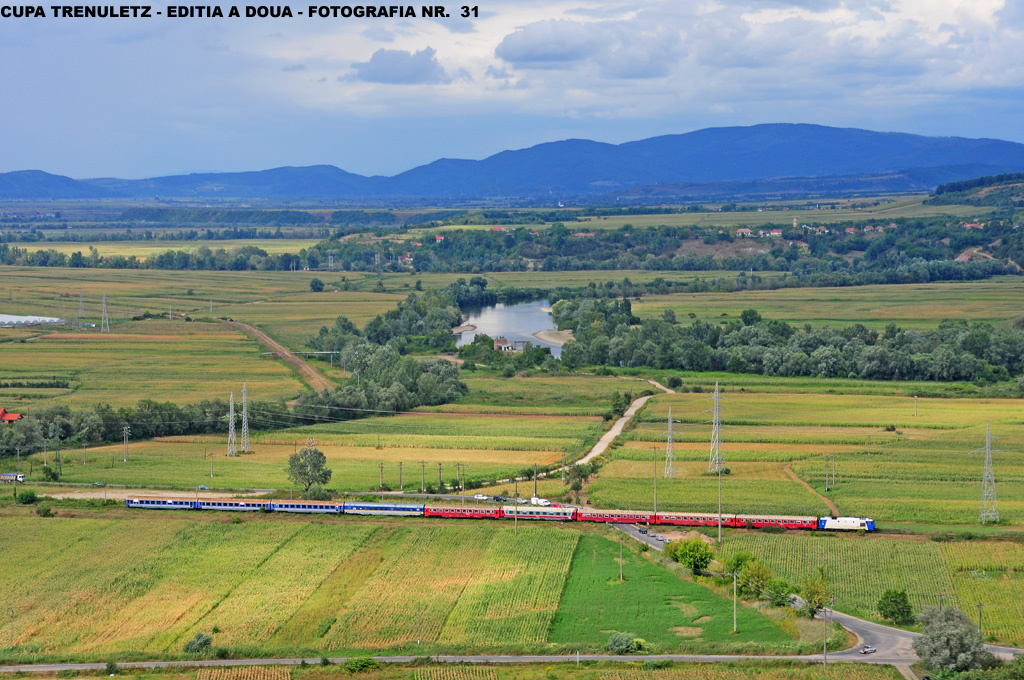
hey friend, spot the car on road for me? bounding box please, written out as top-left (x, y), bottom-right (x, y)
top-left (636, 525), bottom-right (648, 534)
top-left (492, 495), bottom-right (506, 502)
top-left (859, 646), bottom-right (876, 654)
top-left (198, 485), bottom-right (209, 490)
top-left (92, 482), bottom-right (105, 487)
top-left (515, 497), bottom-right (529, 504)
top-left (473, 493), bottom-right (489, 501)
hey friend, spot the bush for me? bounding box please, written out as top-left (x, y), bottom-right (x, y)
top-left (105, 661), bottom-right (119, 675)
top-left (502, 363), bottom-right (515, 378)
top-left (214, 647), bottom-right (230, 659)
top-left (606, 631), bottom-right (637, 654)
top-left (42, 466), bottom-right (60, 482)
top-left (183, 632), bottom-right (213, 654)
top-left (57, 671), bottom-right (80, 678)
top-left (303, 484), bottom-right (332, 501)
top-left (320, 657), bottom-right (332, 666)
top-left (230, 515), bottom-right (242, 524)
top-left (16, 490), bottom-right (37, 505)
top-left (35, 505), bottom-right (55, 517)
top-left (344, 657), bottom-right (382, 673)
top-left (666, 376), bottom-right (682, 389)
top-left (642, 660), bottom-right (672, 671)
top-left (666, 537), bottom-right (715, 572)
top-left (310, 277), bottom-right (325, 292)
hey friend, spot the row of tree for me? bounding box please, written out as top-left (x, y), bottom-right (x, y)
top-left (552, 301), bottom-right (1024, 384)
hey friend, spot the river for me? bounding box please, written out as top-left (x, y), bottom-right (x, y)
top-left (455, 299), bottom-right (564, 358)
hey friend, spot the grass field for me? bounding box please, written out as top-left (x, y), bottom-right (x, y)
top-left (550, 534), bottom-right (791, 648)
top-left (632, 278), bottom-right (1024, 329)
top-left (719, 532), bottom-right (1024, 644)
top-left (0, 514), bottom-right (795, 658)
top-left (21, 412), bottom-right (605, 491)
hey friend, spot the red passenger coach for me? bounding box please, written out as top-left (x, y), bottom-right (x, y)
top-left (576, 508), bottom-right (654, 524)
top-left (655, 512), bottom-right (737, 527)
top-left (735, 514), bottom-right (817, 530)
top-left (424, 505), bottom-right (500, 519)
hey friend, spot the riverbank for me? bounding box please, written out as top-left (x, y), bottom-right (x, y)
top-left (533, 328), bottom-right (574, 346)
top-left (451, 324), bottom-right (477, 335)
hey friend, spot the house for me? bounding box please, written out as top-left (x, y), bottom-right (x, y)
top-left (769, 229), bottom-right (783, 238)
top-left (0, 408), bottom-right (24, 424)
top-left (736, 228), bottom-right (752, 237)
top-left (490, 226), bottom-right (506, 232)
top-left (845, 227), bottom-right (858, 235)
top-left (955, 251), bottom-right (972, 262)
top-left (397, 253), bottom-right (412, 264)
top-left (494, 337), bottom-right (512, 352)
top-left (962, 222), bottom-right (985, 230)
top-left (435, 235), bottom-right (445, 242)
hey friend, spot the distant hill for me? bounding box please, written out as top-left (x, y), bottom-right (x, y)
top-left (4, 124), bottom-right (1024, 201)
top-left (0, 170), bottom-right (116, 200)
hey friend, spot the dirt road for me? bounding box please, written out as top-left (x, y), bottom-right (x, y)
top-left (217, 318), bottom-right (333, 394)
top-left (785, 463), bottom-right (840, 515)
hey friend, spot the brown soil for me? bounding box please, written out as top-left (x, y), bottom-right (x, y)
top-left (216, 318), bottom-right (332, 393)
top-left (784, 464), bottom-right (839, 515)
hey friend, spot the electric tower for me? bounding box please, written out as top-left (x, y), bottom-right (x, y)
top-left (227, 392), bottom-right (237, 456)
top-left (100, 293), bottom-right (110, 333)
top-left (240, 383), bottom-right (250, 453)
top-left (975, 421), bottom-right (1000, 524)
top-left (708, 382), bottom-right (723, 473)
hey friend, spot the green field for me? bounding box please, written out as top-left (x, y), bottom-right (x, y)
top-left (632, 278), bottom-right (1024, 329)
top-left (0, 514), bottom-right (797, 658)
top-left (28, 239), bottom-right (323, 257)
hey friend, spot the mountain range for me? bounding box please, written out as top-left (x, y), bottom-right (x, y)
top-left (4, 124), bottom-right (1024, 202)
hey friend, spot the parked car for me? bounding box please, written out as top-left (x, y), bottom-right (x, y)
top-left (860, 646), bottom-right (876, 654)
top-left (493, 495), bottom-right (506, 502)
top-left (198, 485), bottom-right (209, 490)
top-left (92, 482), bottom-right (105, 487)
top-left (637, 526), bottom-right (648, 535)
top-left (515, 497), bottom-right (529, 504)
top-left (473, 493), bottom-right (489, 501)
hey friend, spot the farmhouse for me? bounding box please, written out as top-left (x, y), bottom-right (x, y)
top-left (0, 408), bottom-right (24, 424)
top-left (736, 228), bottom-right (752, 237)
top-left (493, 337), bottom-right (530, 352)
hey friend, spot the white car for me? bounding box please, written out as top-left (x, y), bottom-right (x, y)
top-left (473, 493), bottom-right (489, 501)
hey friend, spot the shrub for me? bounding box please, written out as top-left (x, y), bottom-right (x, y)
top-left (502, 363), bottom-right (515, 378)
top-left (214, 647), bottom-right (230, 659)
top-left (303, 484), bottom-right (332, 501)
top-left (183, 632), bottom-right (213, 654)
top-left (310, 277), bottom-right (325, 292)
top-left (666, 376), bottom-right (682, 389)
top-left (230, 515), bottom-right (242, 524)
top-left (211, 625), bottom-right (221, 634)
top-left (16, 490), bottom-right (37, 505)
top-left (320, 657), bottom-right (332, 667)
top-left (642, 660), bottom-right (672, 671)
top-left (35, 505), bottom-right (55, 517)
top-left (606, 631), bottom-right (637, 654)
top-left (666, 537), bottom-right (715, 572)
top-left (344, 657), bottom-right (382, 673)
top-left (57, 671), bottom-right (80, 678)
top-left (42, 466), bottom-right (60, 482)
top-left (105, 661), bottom-right (119, 675)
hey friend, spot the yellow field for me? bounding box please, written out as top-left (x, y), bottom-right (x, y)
top-left (632, 278), bottom-right (1024, 329)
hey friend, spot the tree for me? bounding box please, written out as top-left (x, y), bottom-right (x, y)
top-left (309, 277), bottom-right (325, 292)
top-left (667, 537), bottom-right (714, 572)
top-left (913, 606), bottom-right (995, 673)
top-left (800, 571), bottom-right (832, 618)
top-left (287, 443), bottom-right (332, 491)
top-left (739, 560), bottom-right (774, 597)
top-left (662, 309), bottom-right (677, 324)
top-left (183, 632), bottom-right (213, 654)
top-left (762, 578), bottom-right (793, 607)
top-left (877, 589), bottom-right (914, 625)
top-left (303, 483), bottom-right (332, 501)
top-left (741, 308), bottom-right (762, 326)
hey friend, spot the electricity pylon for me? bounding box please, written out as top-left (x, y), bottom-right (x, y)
top-left (974, 421), bottom-right (1000, 525)
top-left (227, 392), bottom-right (237, 456)
top-left (708, 382), bottom-right (723, 473)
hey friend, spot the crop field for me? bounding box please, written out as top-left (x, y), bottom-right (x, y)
top-left (604, 665), bottom-right (901, 680)
top-left (199, 669), bottom-right (291, 680)
top-left (631, 278), bottom-right (1024, 329)
top-left (28, 412), bottom-right (604, 490)
top-left (0, 514), bottom-right (811, 657)
top-left (720, 533), bottom-right (1024, 644)
top-left (448, 373), bottom-right (653, 416)
top-left (583, 390), bottom-right (1024, 527)
top-left (551, 534), bottom-right (791, 648)
top-left (26, 239), bottom-right (323, 257)
top-left (0, 319), bottom-right (306, 409)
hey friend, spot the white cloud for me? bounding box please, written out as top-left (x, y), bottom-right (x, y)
top-left (345, 47), bottom-right (452, 84)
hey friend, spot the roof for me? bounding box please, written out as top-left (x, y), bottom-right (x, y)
top-left (0, 408), bottom-right (24, 422)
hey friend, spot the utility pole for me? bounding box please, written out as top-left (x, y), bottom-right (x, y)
top-left (122, 426), bottom-right (131, 463)
top-left (15, 446), bottom-right (21, 471)
top-left (378, 461), bottom-right (384, 490)
top-left (398, 462), bottom-right (403, 491)
top-left (619, 540), bottom-right (623, 583)
top-left (561, 452), bottom-right (566, 484)
top-left (664, 407), bottom-right (674, 478)
top-left (653, 442), bottom-right (658, 516)
top-left (978, 602), bottom-right (984, 635)
top-left (718, 460), bottom-right (723, 544)
top-left (8, 606), bottom-right (13, 650)
top-left (437, 463), bottom-right (442, 490)
top-left (417, 604), bottom-right (421, 645)
top-left (420, 461), bottom-right (426, 492)
top-left (533, 463), bottom-right (538, 498)
top-left (938, 593), bottom-right (943, 611)
top-left (914, 395), bottom-right (918, 417)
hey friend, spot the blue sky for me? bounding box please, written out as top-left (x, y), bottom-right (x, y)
top-left (1, 0), bottom-right (1022, 178)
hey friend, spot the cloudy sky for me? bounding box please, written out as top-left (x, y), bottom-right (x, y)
top-left (1, 0), bottom-right (1021, 177)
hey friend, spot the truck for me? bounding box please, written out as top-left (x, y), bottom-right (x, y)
top-left (530, 497), bottom-right (552, 506)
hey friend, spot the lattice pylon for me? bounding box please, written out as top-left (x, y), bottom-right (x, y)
top-left (240, 383), bottom-right (250, 453)
top-left (978, 421), bottom-right (1000, 525)
top-left (664, 407), bottom-right (675, 478)
top-left (100, 293), bottom-right (110, 333)
top-left (227, 392), bottom-right (237, 456)
top-left (708, 382), bottom-right (723, 473)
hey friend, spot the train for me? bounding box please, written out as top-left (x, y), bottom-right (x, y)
top-left (125, 496), bottom-right (875, 532)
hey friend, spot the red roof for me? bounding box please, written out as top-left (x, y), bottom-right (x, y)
top-left (0, 408), bottom-right (23, 423)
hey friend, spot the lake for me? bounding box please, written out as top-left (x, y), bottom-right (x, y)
top-left (456, 299), bottom-right (562, 358)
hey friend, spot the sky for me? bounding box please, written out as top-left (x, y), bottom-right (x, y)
top-left (1, 0), bottom-right (1022, 178)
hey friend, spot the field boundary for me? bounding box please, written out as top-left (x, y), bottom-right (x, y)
top-left (784, 464), bottom-right (839, 516)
